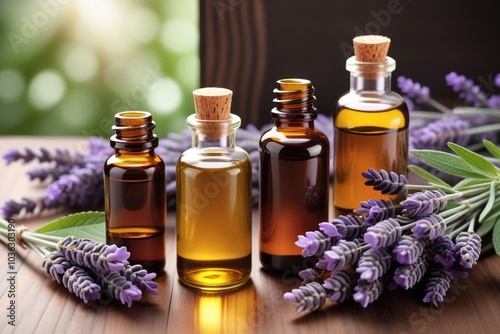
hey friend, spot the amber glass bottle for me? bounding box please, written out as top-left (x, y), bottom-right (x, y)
top-left (104, 111), bottom-right (166, 273)
top-left (259, 79), bottom-right (330, 273)
top-left (333, 36), bottom-right (409, 216)
top-left (176, 88), bottom-right (252, 291)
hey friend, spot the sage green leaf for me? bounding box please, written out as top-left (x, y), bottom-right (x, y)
top-left (480, 200), bottom-right (500, 223)
top-left (493, 219), bottom-right (500, 256)
top-left (483, 139), bottom-right (500, 160)
top-left (407, 165), bottom-right (452, 189)
top-left (454, 179), bottom-right (492, 191)
top-left (479, 182), bottom-right (497, 222)
top-left (447, 142), bottom-right (498, 178)
top-left (35, 211), bottom-right (105, 243)
top-left (476, 216), bottom-right (496, 238)
top-left (411, 149), bottom-right (487, 179)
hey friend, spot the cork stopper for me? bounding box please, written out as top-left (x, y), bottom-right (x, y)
top-left (192, 87), bottom-right (233, 139)
top-left (353, 35), bottom-right (391, 62)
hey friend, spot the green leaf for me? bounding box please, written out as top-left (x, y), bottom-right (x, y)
top-left (447, 142), bottom-right (498, 178)
top-left (493, 219), bottom-right (500, 256)
top-left (407, 164), bottom-right (452, 189)
top-left (480, 200), bottom-right (500, 223)
top-left (411, 149), bottom-right (488, 179)
top-left (454, 179), bottom-right (492, 191)
top-left (35, 211), bottom-right (105, 243)
top-left (479, 182), bottom-right (497, 222)
top-left (476, 216), bottom-right (497, 237)
top-left (483, 139), bottom-right (500, 160)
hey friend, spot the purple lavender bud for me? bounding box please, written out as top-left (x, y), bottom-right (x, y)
top-left (431, 235), bottom-right (456, 268)
top-left (3, 149), bottom-right (25, 164)
top-left (354, 199), bottom-right (401, 226)
top-left (393, 256), bottom-right (428, 290)
top-left (295, 231), bottom-right (332, 258)
top-left (322, 239), bottom-right (365, 272)
top-left (121, 263), bottom-right (159, 295)
top-left (362, 168), bottom-right (408, 195)
top-left (322, 215), bottom-right (365, 241)
top-left (318, 222), bottom-right (342, 239)
top-left (410, 116), bottom-right (470, 153)
top-left (364, 218), bottom-right (403, 250)
top-left (397, 76), bottom-right (430, 104)
top-left (298, 268), bottom-right (321, 285)
top-left (43, 251), bottom-right (72, 284)
top-left (401, 190), bottom-right (447, 218)
top-left (322, 270), bottom-right (357, 303)
top-left (446, 72), bottom-right (489, 107)
top-left (283, 282), bottom-right (326, 313)
top-left (393, 234), bottom-right (426, 265)
top-left (423, 267), bottom-right (453, 307)
top-left (353, 277), bottom-right (384, 308)
top-left (62, 266), bottom-right (101, 304)
top-left (97, 271), bottom-right (143, 307)
top-left (356, 247), bottom-right (392, 282)
top-left (411, 214), bottom-right (446, 240)
top-left (58, 236), bottom-right (130, 272)
top-left (454, 231), bottom-right (481, 269)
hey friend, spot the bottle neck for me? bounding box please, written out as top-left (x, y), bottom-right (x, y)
top-left (272, 78), bottom-right (317, 125)
top-left (110, 111), bottom-right (158, 151)
top-left (187, 114), bottom-right (239, 150)
top-left (350, 74), bottom-right (392, 92)
top-left (346, 56), bottom-right (395, 93)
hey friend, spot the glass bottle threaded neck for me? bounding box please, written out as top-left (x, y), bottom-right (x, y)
top-left (272, 78), bottom-right (317, 120)
top-left (110, 111), bottom-right (158, 150)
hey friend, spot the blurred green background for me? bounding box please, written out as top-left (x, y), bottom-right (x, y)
top-left (0, 0), bottom-right (198, 139)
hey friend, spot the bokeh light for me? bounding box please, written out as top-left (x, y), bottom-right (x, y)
top-left (0, 0), bottom-right (199, 137)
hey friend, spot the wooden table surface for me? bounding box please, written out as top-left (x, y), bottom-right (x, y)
top-left (1, 136), bottom-right (500, 334)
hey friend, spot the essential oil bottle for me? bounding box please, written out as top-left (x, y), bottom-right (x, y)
top-left (333, 35), bottom-right (409, 216)
top-left (259, 79), bottom-right (330, 273)
top-left (176, 87), bottom-right (252, 291)
top-left (104, 111), bottom-right (166, 273)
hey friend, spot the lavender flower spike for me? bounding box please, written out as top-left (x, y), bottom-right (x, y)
top-left (397, 76), bottom-right (430, 104)
top-left (283, 282), bottom-right (326, 313)
top-left (454, 231), bottom-right (482, 269)
top-left (295, 231), bottom-right (332, 258)
top-left (393, 234), bottom-right (426, 265)
top-left (322, 270), bottom-right (357, 303)
top-left (353, 277), bottom-right (384, 308)
top-left (431, 235), bottom-right (456, 268)
top-left (401, 190), bottom-right (447, 218)
top-left (97, 271), bottom-right (143, 307)
top-left (62, 266), bottom-right (102, 304)
top-left (411, 214), bottom-right (446, 240)
top-left (364, 218), bottom-right (403, 250)
top-left (320, 215), bottom-right (364, 241)
top-left (354, 199), bottom-right (401, 226)
top-left (393, 257), bottom-right (429, 290)
top-left (43, 251), bottom-right (72, 284)
top-left (320, 239), bottom-right (365, 272)
top-left (356, 248), bottom-right (392, 282)
top-left (423, 268), bottom-right (453, 307)
top-left (362, 168), bottom-right (408, 195)
top-left (122, 263), bottom-right (159, 295)
top-left (58, 236), bottom-right (130, 272)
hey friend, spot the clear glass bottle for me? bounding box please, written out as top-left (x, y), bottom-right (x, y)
top-left (176, 90), bottom-right (252, 291)
top-left (259, 79), bottom-right (330, 273)
top-left (104, 111), bottom-right (166, 273)
top-left (334, 55), bottom-right (409, 216)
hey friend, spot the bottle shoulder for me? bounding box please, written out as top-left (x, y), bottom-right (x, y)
top-left (178, 146), bottom-right (250, 168)
top-left (105, 153), bottom-right (164, 169)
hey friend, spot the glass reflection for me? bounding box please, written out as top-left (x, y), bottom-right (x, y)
top-left (194, 282), bottom-right (256, 333)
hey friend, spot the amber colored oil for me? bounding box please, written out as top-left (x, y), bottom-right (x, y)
top-left (176, 156), bottom-right (252, 291)
top-left (259, 132), bottom-right (329, 272)
top-left (333, 102), bottom-right (408, 216)
top-left (105, 159), bottom-right (166, 273)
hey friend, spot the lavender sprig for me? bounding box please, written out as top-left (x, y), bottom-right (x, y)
top-left (423, 267), bottom-right (454, 308)
top-left (362, 168), bottom-right (408, 195)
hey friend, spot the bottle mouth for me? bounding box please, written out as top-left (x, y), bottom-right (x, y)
top-left (110, 111), bottom-right (158, 149)
top-left (346, 56), bottom-right (396, 77)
